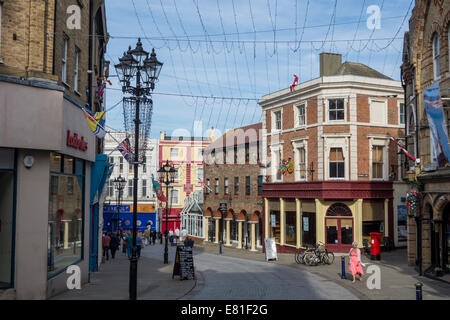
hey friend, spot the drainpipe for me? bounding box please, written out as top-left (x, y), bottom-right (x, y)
top-left (88, 0), bottom-right (94, 109)
top-left (52, 0), bottom-right (57, 75)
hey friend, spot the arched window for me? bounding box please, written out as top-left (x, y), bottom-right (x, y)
top-left (433, 33), bottom-right (440, 80)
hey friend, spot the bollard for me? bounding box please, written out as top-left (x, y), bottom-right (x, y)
top-left (341, 256), bottom-right (346, 279)
top-left (219, 241), bottom-right (222, 254)
top-left (415, 282), bottom-right (423, 300)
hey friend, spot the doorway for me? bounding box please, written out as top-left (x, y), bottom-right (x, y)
top-left (302, 212), bottom-right (316, 247)
top-left (0, 171), bottom-right (14, 288)
top-left (325, 203), bottom-right (353, 252)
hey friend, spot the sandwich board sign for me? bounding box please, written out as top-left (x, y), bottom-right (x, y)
top-left (172, 245), bottom-right (195, 280)
top-left (264, 238), bottom-right (278, 261)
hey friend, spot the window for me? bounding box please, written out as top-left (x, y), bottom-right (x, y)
top-left (197, 167), bottom-right (204, 181)
top-left (142, 156), bottom-right (147, 173)
top-left (372, 146), bottom-right (384, 179)
top-left (234, 177), bottom-right (239, 195)
top-left (245, 176), bottom-right (251, 195)
top-left (257, 140), bottom-right (260, 163)
top-left (74, 47), bottom-right (80, 92)
top-left (223, 147), bottom-right (227, 164)
top-left (370, 99), bottom-right (387, 124)
top-left (433, 34), bottom-right (440, 80)
top-left (329, 148), bottom-right (344, 178)
top-left (399, 103), bottom-right (405, 125)
top-left (328, 99), bottom-right (345, 121)
top-left (108, 179), bottom-right (114, 197)
top-left (206, 179), bottom-right (210, 194)
top-left (297, 104), bottom-right (306, 126)
top-left (128, 180), bottom-right (133, 197)
top-left (285, 211), bottom-right (297, 246)
top-left (48, 154), bottom-right (84, 276)
top-left (297, 147), bottom-right (306, 180)
top-left (245, 143), bottom-right (250, 163)
top-left (129, 162), bottom-right (133, 174)
top-left (119, 157), bottom-right (123, 173)
top-left (170, 148), bottom-right (179, 159)
top-left (142, 180), bottom-right (147, 197)
top-left (234, 145), bottom-right (238, 164)
top-left (273, 110), bottom-right (282, 131)
top-left (258, 176), bottom-right (263, 195)
top-left (224, 178), bottom-right (229, 195)
top-left (215, 179), bottom-right (219, 195)
top-left (62, 35), bottom-right (68, 84)
top-left (171, 189), bottom-right (179, 205)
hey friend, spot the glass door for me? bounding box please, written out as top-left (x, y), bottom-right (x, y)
top-left (326, 218), bottom-right (353, 252)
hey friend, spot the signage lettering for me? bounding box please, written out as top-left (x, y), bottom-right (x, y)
top-left (67, 130), bottom-right (88, 151)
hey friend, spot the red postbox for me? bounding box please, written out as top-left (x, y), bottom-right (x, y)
top-left (370, 232), bottom-right (382, 260)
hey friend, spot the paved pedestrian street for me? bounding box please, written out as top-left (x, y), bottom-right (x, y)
top-left (51, 242), bottom-right (450, 300)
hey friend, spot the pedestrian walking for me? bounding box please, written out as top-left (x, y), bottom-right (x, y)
top-left (348, 241), bottom-right (365, 283)
top-left (151, 230), bottom-right (156, 245)
top-left (125, 231), bottom-right (133, 259)
top-left (175, 227), bottom-right (180, 244)
top-left (136, 232), bottom-right (143, 258)
top-left (102, 232), bottom-right (111, 261)
top-left (144, 228), bottom-right (151, 246)
top-left (169, 229), bottom-right (174, 245)
top-left (110, 233), bottom-right (120, 259)
top-left (122, 232), bottom-right (127, 253)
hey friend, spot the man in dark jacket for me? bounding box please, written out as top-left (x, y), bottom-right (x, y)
top-left (110, 233), bottom-right (120, 259)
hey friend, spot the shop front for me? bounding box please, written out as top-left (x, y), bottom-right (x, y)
top-left (103, 204), bottom-right (157, 233)
top-left (262, 181), bottom-right (394, 253)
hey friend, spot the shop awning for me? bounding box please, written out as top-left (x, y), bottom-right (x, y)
top-left (90, 154), bottom-right (112, 205)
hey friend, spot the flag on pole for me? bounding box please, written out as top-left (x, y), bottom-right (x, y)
top-left (82, 109), bottom-right (106, 139)
top-left (390, 137), bottom-right (417, 162)
top-left (117, 138), bottom-right (134, 163)
top-left (152, 177), bottom-right (167, 202)
top-left (198, 178), bottom-right (211, 193)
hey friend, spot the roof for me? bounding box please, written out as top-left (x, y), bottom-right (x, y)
top-left (206, 122), bottom-right (262, 151)
top-left (333, 62), bottom-right (392, 80)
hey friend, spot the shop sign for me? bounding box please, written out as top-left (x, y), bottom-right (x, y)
top-left (66, 130), bottom-right (88, 151)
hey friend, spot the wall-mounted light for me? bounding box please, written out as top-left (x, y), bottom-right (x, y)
top-left (23, 155), bottom-right (35, 169)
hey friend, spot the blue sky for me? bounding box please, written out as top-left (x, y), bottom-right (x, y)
top-left (104, 0), bottom-right (413, 139)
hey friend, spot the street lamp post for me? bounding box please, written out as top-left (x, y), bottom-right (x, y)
top-left (115, 39), bottom-right (163, 301)
top-left (113, 175), bottom-right (126, 234)
top-left (157, 160), bottom-right (177, 264)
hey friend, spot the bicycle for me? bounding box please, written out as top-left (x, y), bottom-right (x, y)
top-left (295, 246), bottom-right (315, 264)
top-left (303, 242), bottom-right (335, 266)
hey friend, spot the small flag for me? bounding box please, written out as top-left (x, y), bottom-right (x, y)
top-left (82, 109), bottom-right (106, 139)
top-left (390, 137), bottom-right (416, 162)
top-left (198, 178), bottom-right (211, 193)
top-left (152, 177), bottom-right (167, 202)
top-left (117, 138), bottom-right (134, 163)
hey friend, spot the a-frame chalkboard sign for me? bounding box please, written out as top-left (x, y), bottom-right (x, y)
top-left (172, 245), bottom-right (195, 280)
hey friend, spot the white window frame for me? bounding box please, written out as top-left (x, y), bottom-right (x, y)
top-left (323, 136), bottom-right (349, 180)
top-left (294, 102), bottom-right (307, 128)
top-left (292, 138), bottom-right (308, 181)
top-left (271, 109), bottom-right (283, 133)
top-left (368, 137), bottom-right (389, 181)
top-left (326, 98), bottom-right (347, 123)
top-left (171, 189), bottom-right (179, 205)
top-left (74, 47), bottom-right (80, 93)
top-left (433, 33), bottom-right (440, 81)
top-left (369, 98), bottom-right (388, 125)
top-left (170, 148), bottom-right (179, 160)
top-left (269, 143), bottom-right (283, 182)
top-left (62, 35), bottom-right (68, 84)
top-left (398, 101), bottom-right (405, 125)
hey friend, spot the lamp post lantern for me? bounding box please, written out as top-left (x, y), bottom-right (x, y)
top-left (157, 160), bottom-right (177, 264)
top-left (115, 38), bottom-right (163, 300)
top-left (113, 175), bottom-right (126, 233)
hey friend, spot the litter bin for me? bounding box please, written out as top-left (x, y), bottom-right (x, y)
top-left (370, 232), bottom-right (382, 260)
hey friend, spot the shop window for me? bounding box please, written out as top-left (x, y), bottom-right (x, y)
top-left (326, 218), bottom-right (338, 245)
top-left (0, 171), bottom-right (14, 288)
top-left (50, 152), bottom-right (62, 172)
top-left (64, 156), bottom-right (74, 174)
top-left (285, 211), bottom-right (296, 246)
top-left (48, 156), bottom-right (84, 276)
top-left (340, 219), bottom-right (353, 245)
top-left (270, 211), bottom-right (281, 243)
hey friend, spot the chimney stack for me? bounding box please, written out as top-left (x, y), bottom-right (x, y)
top-left (320, 53), bottom-right (342, 77)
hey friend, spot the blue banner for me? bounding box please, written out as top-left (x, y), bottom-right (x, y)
top-left (423, 82), bottom-right (450, 167)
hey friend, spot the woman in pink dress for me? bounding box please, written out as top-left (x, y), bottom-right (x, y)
top-left (348, 242), bottom-right (365, 283)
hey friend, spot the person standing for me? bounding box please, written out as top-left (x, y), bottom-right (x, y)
top-left (152, 230), bottom-right (157, 245)
top-left (136, 232), bottom-right (143, 259)
top-left (102, 232), bottom-right (111, 261)
top-left (122, 232), bottom-right (127, 253)
top-left (169, 229), bottom-right (174, 245)
top-left (348, 242), bottom-right (365, 283)
top-left (110, 233), bottom-right (120, 259)
top-left (144, 228), bottom-right (150, 246)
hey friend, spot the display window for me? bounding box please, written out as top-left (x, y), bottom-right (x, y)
top-left (285, 211), bottom-right (296, 246)
top-left (269, 211), bottom-right (280, 243)
top-left (48, 152), bottom-right (85, 276)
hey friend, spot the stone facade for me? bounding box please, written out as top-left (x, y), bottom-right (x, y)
top-left (401, 0), bottom-right (450, 277)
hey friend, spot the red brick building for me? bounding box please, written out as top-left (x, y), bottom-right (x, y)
top-left (260, 53), bottom-right (407, 253)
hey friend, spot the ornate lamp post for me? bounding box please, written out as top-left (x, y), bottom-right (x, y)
top-left (157, 160), bottom-right (177, 264)
top-left (115, 39), bottom-right (163, 300)
top-left (113, 175), bottom-right (126, 233)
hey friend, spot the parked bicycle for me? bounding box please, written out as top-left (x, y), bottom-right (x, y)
top-left (296, 242), bottom-right (334, 266)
